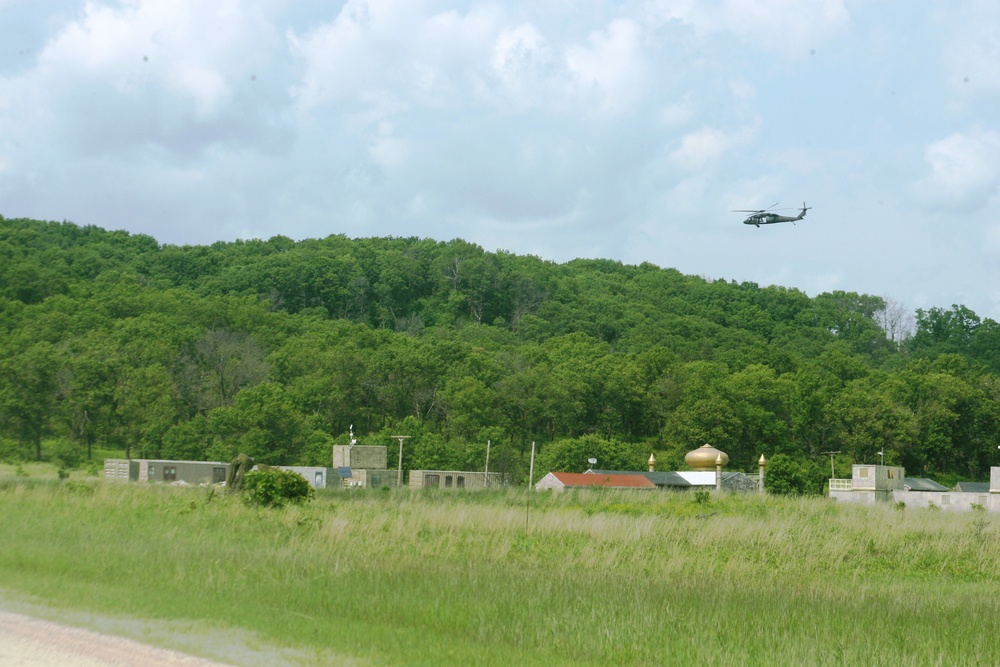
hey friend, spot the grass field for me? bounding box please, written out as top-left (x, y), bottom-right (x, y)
top-left (2, 471), bottom-right (1000, 666)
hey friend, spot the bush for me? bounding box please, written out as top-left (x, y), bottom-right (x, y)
top-left (243, 468), bottom-right (315, 507)
top-left (51, 438), bottom-right (83, 469)
top-left (765, 454), bottom-right (823, 495)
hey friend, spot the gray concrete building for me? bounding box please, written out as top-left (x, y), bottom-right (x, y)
top-left (830, 463), bottom-right (1000, 511)
top-left (104, 459), bottom-right (229, 485)
top-left (332, 445), bottom-right (387, 470)
top-left (409, 470), bottom-right (509, 490)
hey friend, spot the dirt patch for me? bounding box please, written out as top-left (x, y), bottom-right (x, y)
top-left (0, 610), bottom-right (233, 667)
top-left (0, 593), bottom-right (364, 667)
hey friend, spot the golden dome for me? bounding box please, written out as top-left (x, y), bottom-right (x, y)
top-left (684, 443), bottom-right (729, 470)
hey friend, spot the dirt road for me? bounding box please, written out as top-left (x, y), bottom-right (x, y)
top-left (0, 611), bottom-right (234, 667)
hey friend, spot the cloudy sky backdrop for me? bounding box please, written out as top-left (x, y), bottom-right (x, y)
top-left (2, 1), bottom-right (999, 319)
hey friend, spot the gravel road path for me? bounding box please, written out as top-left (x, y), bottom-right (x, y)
top-left (0, 611), bottom-right (233, 667)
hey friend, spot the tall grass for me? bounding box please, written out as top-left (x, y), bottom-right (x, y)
top-left (2, 480), bottom-right (999, 665)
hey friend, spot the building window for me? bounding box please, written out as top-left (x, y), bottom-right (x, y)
top-left (858, 467), bottom-right (870, 478)
top-left (164, 466), bottom-right (177, 481)
top-left (315, 471), bottom-right (324, 487)
top-left (213, 467), bottom-right (226, 484)
top-left (445, 475), bottom-right (453, 488)
top-left (941, 494), bottom-right (950, 505)
top-left (425, 474), bottom-right (439, 488)
top-left (456, 476), bottom-right (465, 488)
top-left (148, 465), bottom-right (156, 480)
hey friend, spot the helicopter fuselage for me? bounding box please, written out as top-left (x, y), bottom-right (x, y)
top-left (743, 212), bottom-right (803, 226)
top-left (740, 204), bottom-right (809, 228)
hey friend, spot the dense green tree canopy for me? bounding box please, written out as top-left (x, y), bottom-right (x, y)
top-left (2, 215), bottom-right (999, 486)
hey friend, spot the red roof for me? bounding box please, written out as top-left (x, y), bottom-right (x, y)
top-left (550, 472), bottom-right (656, 489)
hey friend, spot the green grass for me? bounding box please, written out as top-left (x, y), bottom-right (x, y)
top-left (2, 474), bottom-right (1000, 665)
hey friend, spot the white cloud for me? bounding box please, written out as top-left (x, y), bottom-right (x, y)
top-left (488, 22), bottom-right (563, 110)
top-left (565, 19), bottom-right (648, 115)
top-left (289, 1), bottom-right (499, 115)
top-left (658, 94), bottom-right (695, 127)
top-left (368, 122), bottom-right (411, 169)
top-left (668, 123), bottom-right (758, 171)
top-left (647, 0), bottom-right (849, 53)
top-left (493, 23), bottom-right (546, 78)
top-left (915, 128), bottom-right (1000, 211)
top-left (36, 0), bottom-right (274, 117)
top-left (937, 0), bottom-right (1000, 100)
top-left (729, 80), bottom-right (755, 101)
top-left (3, 1), bottom-right (1000, 323)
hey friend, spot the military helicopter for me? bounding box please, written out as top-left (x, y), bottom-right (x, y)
top-left (733, 202), bottom-right (811, 227)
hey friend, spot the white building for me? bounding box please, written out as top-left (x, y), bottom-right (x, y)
top-left (830, 464), bottom-right (1000, 511)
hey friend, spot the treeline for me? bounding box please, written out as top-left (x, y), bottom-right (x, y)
top-left (2, 215), bottom-right (1000, 485)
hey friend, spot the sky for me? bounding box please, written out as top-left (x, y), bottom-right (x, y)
top-left (1, 0), bottom-right (999, 320)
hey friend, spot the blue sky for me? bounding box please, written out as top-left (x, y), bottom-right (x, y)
top-left (2, 0), bottom-right (999, 321)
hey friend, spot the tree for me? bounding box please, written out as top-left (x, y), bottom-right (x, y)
top-left (536, 435), bottom-right (646, 476)
top-left (206, 383), bottom-right (306, 464)
top-left (765, 454), bottom-right (823, 495)
top-left (193, 329), bottom-right (270, 409)
top-left (0, 342), bottom-right (62, 460)
top-left (874, 295), bottom-right (914, 346)
top-left (114, 364), bottom-right (178, 460)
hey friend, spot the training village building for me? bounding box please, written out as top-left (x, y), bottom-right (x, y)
top-left (830, 464), bottom-right (1000, 511)
top-left (535, 444), bottom-right (764, 493)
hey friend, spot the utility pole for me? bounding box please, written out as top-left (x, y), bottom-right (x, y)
top-left (822, 451), bottom-right (841, 480)
top-left (525, 441), bottom-right (536, 532)
top-left (392, 435), bottom-right (410, 488)
top-left (485, 439), bottom-right (491, 480)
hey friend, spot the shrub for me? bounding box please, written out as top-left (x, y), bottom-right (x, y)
top-left (765, 454), bottom-right (820, 495)
top-left (243, 468), bottom-right (314, 507)
top-left (51, 438), bottom-right (83, 469)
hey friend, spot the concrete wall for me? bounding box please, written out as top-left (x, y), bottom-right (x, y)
top-left (105, 459), bottom-right (229, 485)
top-left (833, 466), bottom-right (1000, 511)
top-left (852, 464), bottom-right (905, 491)
top-left (409, 470), bottom-right (508, 490)
top-left (343, 468), bottom-right (399, 488)
top-left (893, 490), bottom-right (997, 512)
top-left (831, 489), bottom-right (878, 505)
top-left (332, 445), bottom-right (387, 470)
top-left (104, 459), bottom-right (130, 481)
top-left (534, 472), bottom-right (564, 491)
top-left (279, 466), bottom-right (335, 490)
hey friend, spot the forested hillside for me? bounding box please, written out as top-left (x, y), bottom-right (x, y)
top-left (2, 215), bottom-right (999, 486)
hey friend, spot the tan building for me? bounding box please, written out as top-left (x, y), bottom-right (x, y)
top-left (332, 445), bottom-right (387, 470)
top-left (409, 470), bottom-right (508, 490)
top-left (104, 459), bottom-right (229, 485)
